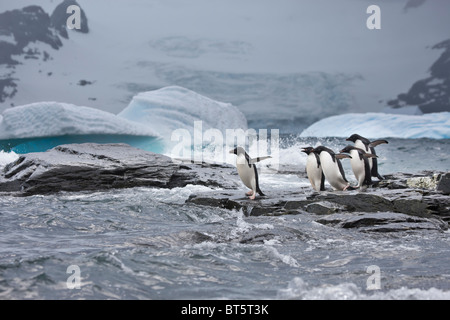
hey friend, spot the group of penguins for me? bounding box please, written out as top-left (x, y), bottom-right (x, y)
top-left (229, 134), bottom-right (388, 200)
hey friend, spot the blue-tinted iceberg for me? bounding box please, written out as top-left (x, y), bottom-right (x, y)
top-left (0, 102), bottom-right (162, 153)
top-left (0, 86), bottom-right (248, 154)
top-left (300, 112), bottom-right (450, 139)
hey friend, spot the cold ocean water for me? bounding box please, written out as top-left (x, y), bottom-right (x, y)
top-left (0, 136), bottom-right (449, 300)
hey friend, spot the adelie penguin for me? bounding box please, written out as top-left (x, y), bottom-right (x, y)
top-left (301, 147), bottom-right (325, 192)
top-left (346, 134), bottom-right (388, 180)
top-left (340, 146), bottom-right (378, 190)
top-left (229, 147), bottom-right (271, 200)
top-left (312, 146), bottom-right (354, 191)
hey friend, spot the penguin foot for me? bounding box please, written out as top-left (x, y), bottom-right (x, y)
top-left (248, 192), bottom-right (256, 200)
top-left (246, 190), bottom-right (254, 196)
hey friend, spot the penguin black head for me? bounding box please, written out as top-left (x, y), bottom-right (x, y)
top-left (312, 146), bottom-right (334, 155)
top-left (346, 134), bottom-right (363, 143)
top-left (340, 145), bottom-right (357, 154)
top-left (229, 146), bottom-right (246, 156)
top-left (346, 134), bottom-right (371, 145)
top-left (301, 147), bottom-right (315, 155)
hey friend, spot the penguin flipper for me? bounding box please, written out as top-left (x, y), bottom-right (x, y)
top-left (336, 159), bottom-right (348, 183)
top-left (369, 140), bottom-right (389, 148)
top-left (320, 171), bottom-right (326, 191)
top-left (336, 154), bottom-right (352, 159)
top-left (249, 156), bottom-right (272, 164)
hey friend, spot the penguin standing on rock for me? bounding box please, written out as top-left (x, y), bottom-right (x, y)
top-left (346, 134), bottom-right (388, 180)
top-left (340, 145), bottom-right (378, 189)
top-left (301, 147), bottom-right (325, 192)
top-left (229, 147), bottom-right (271, 200)
top-left (312, 146), bottom-right (354, 191)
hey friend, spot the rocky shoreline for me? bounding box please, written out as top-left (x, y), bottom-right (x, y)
top-left (1, 143), bottom-right (449, 232)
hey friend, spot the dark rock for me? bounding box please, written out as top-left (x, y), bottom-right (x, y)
top-left (0, 5), bottom-right (62, 102)
top-left (77, 80), bottom-right (93, 86)
top-left (186, 178), bottom-right (449, 232)
top-left (305, 201), bottom-right (347, 215)
top-left (437, 172), bottom-right (450, 195)
top-left (0, 78), bottom-right (17, 103)
top-left (316, 212), bottom-right (447, 232)
top-left (0, 2), bottom-right (89, 103)
top-left (0, 143), bottom-right (237, 196)
top-left (387, 38), bottom-right (450, 113)
top-left (1, 143), bottom-right (448, 233)
top-left (0, 6), bottom-right (63, 51)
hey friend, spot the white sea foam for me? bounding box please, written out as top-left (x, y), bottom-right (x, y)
top-left (277, 277), bottom-right (450, 300)
top-left (0, 150), bottom-right (19, 169)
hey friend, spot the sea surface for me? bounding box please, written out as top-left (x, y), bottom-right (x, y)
top-left (0, 137), bottom-right (449, 300)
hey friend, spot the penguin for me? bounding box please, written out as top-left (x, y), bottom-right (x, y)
top-left (312, 146), bottom-right (353, 191)
top-left (340, 145), bottom-right (378, 189)
top-left (346, 134), bottom-right (388, 180)
top-left (301, 147), bottom-right (325, 191)
top-left (229, 147), bottom-right (271, 200)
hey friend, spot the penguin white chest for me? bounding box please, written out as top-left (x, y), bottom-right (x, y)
top-left (355, 140), bottom-right (373, 169)
top-left (350, 150), bottom-right (365, 186)
top-left (236, 154), bottom-right (255, 189)
top-left (306, 153), bottom-right (322, 191)
top-left (319, 152), bottom-right (347, 190)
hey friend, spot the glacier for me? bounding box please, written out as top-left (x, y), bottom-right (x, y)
top-left (300, 112), bottom-right (450, 139)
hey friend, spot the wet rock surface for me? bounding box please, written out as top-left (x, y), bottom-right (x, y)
top-left (0, 143), bottom-right (238, 196)
top-left (0, 143), bottom-right (448, 232)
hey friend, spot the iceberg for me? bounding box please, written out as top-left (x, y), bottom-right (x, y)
top-left (0, 86), bottom-right (248, 154)
top-left (300, 112), bottom-right (450, 139)
top-left (0, 102), bottom-right (162, 153)
top-left (118, 86), bottom-right (248, 139)
top-left (0, 102), bottom-right (158, 139)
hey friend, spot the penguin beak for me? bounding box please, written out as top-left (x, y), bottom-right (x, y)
top-left (228, 149), bottom-right (234, 154)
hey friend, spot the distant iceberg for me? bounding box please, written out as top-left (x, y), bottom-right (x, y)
top-left (300, 112), bottom-right (450, 139)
